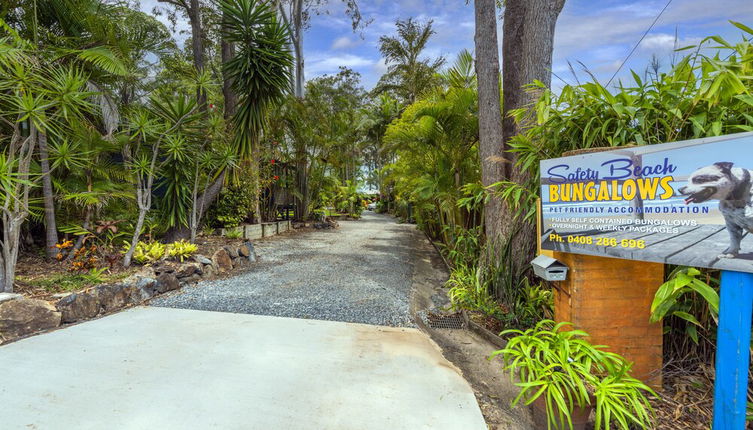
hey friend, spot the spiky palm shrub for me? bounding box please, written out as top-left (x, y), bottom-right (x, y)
top-left (220, 0), bottom-right (293, 223)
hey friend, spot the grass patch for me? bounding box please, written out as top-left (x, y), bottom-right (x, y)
top-left (20, 269), bottom-right (129, 294)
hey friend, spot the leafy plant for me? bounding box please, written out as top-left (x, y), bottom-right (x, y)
top-left (493, 320), bottom-right (655, 430)
top-left (167, 239), bottom-right (198, 262)
top-left (446, 264), bottom-right (500, 318)
top-left (123, 241), bottom-right (166, 264)
top-left (650, 266), bottom-right (720, 344)
top-left (225, 229), bottom-right (243, 239)
top-left (206, 181), bottom-right (254, 227)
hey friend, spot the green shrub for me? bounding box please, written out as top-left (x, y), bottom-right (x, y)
top-left (206, 181), bottom-right (255, 228)
top-left (167, 239), bottom-right (198, 262)
top-left (446, 264), bottom-right (500, 318)
top-left (494, 320), bottom-right (655, 430)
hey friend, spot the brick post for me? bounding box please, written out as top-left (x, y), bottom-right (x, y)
top-left (553, 252), bottom-right (664, 388)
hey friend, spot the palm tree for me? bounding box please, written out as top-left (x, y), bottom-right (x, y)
top-left (374, 18), bottom-right (445, 104)
top-left (220, 0), bottom-right (293, 223)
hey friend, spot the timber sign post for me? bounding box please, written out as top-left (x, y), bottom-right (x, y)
top-left (539, 131), bottom-right (753, 429)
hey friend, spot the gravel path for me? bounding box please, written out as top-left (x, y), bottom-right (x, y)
top-left (150, 212), bottom-right (420, 327)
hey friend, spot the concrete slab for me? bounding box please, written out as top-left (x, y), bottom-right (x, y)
top-left (0, 307), bottom-right (486, 430)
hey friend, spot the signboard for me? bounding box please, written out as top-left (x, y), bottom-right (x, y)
top-left (539, 132), bottom-right (753, 273)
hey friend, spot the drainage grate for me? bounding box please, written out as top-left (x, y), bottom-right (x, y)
top-left (423, 311), bottom-right (466, 329)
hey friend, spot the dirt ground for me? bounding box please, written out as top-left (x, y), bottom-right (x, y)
top-left (407, 225), bottom-right (534, 429)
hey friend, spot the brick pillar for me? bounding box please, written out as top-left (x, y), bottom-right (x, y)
top-left (553, 252), bottom-right (664, 388)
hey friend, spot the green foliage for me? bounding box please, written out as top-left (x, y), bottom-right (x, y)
top-left (225, 229), bottom-right (243, 239)
top-left (167, 239), bottom-right (198, 262)
top-left (206, 181), bottom-right (254, 227)
top-left (497, 27), bottom-right (753, 222)
top-left (383, 51), bottom-right (480, 242)
top-left (374, 18), bottom-right (446, 104)
top-left (123, 241), bottom-right (165, 264)
top-left (220, 0), bottom-right (293, 160)
top-left (24, 267), bottom-right (109, 293)
top-left (493, 320), bottom-right (655, 430)
top-left (446, 264), bottom-right (500, 317)
top-left (651, 267), bottom-right (720, 340)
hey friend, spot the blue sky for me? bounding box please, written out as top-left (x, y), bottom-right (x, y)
top-left (142, 0), bottom-right (753, 90)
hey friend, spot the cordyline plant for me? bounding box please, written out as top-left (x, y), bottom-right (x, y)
top-left (120, 94), bottom-right (200, 267)
top-left (492, 320), bottom-right (655, 430)
top-left (0, 33), bottom-right (93, 292)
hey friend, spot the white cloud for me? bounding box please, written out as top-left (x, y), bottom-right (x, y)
top-left (307, 53), bottom-right (377, 75)
top-left (373, 58), bottom-right (389, 75)
top-left (331, 36), bottom-right (361, 50)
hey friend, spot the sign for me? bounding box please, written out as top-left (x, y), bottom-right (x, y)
top-left (539, 132), bottom-right (753, 273)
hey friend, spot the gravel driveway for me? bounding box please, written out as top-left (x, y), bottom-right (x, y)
top-left (151, 212), bottom-right (420, 327)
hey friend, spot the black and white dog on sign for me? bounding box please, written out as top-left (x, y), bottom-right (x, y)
top-left (679, 162), bottom-right (753, 259)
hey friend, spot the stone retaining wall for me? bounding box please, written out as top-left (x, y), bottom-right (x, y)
top-left (0, 241), bottom-right (259, 345)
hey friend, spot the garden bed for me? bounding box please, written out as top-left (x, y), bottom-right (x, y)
top-left (1, 224), bottom-right (300, 345)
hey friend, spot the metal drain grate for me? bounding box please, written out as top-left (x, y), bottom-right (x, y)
top-left (423, 311), bottom-right (466, 329)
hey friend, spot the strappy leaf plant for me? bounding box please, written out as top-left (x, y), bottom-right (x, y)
top-left (492, 320), bottom-right (655, 430)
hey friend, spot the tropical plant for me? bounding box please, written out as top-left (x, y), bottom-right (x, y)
top-left (220, 0), bottom-right (293, 220)
top-left (375, 18), bottom-right (446, 104)
top-left (167, 239), bottom-right (198, 262)
top-left (446, 263), bottom-right (500, 318)
top-left (493, 320), bottom-right (655, 430)
top-left (120, 93), bottom-right (200, 267)
top-left (206, 180), bottom-right (255, 227)
top-left (123, 240), bottom-right (166, 264)
top-left (0, 33), bottom-right (92, 291)
top-left (224, 229), bottom-right (243, 239)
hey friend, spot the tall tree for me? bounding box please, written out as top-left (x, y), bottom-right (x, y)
top-left (501, 0), bottom-right (564, 271)
top-left (473, 0), bottom-right (505, 252)
top-left (221, 0), bottom-right (293, 222)
top-left (275, 0), bottom-right (366, 98)
top-left (375, 18), bottom-right (445, 104)
top-left (157, 0), bottom-right (207, 109)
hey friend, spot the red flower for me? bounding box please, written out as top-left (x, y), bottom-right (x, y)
top-left (273, 175), bottom-right (280, 181)
top-left (270, 159), bottom-right (276, 164)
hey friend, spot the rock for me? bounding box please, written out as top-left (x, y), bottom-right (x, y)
top-left (0, 293), bottom-right (22, 304)
top-left (56, 292), bottom-right (99, 323)
top-left (238, 245), bottom-right (249, 257)
top-left (176, 263), bottom-right (202, 279)
top-left (183, 274), bottom-right (202, 284)
top-left (232, 257), bottom-right (247, 269)
top-left (155, 273), bottom-right (180, 294)
top-left (92, 284), bottom-right (129, 313)
top-left (224, 245), bottom-right (239, 259)
top-left (193, 254), bottom-right (212, 265)
top-left (212, 248), bottom-right (233, 273)
top-left (128, 277), bottom-right (157, 303)
top-left (153, 265), bottom-right (176, 277)
top-left (241, 242), bottom-right (257, 263)
top-left (0, 298), bottom-right (61, 342)
top-left (202, 264), bottom-right (215, 278)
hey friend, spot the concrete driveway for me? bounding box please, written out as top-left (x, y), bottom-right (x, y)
top-left (0, 307), bottom-right (486, 430)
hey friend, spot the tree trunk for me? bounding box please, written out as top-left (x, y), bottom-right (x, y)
top-left (188, 0), bottom-right (206, 109)
top-left (38, 132), bottom-right (58, 259)
top-left (292, 0), bottom-right (304, 98)
top-left (473, 0), bottom-right (505, 252)
top-left (221, 24), bottom-right (237, 119)
top-left (501, 0), bottom-right (564, 272)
